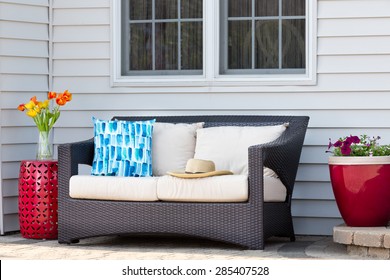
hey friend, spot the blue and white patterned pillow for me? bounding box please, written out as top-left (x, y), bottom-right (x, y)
top-left (91, 118), bottom-right (155, 177)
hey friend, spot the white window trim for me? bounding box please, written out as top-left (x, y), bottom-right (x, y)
top-left (111, 0), bottom-right (317, 88)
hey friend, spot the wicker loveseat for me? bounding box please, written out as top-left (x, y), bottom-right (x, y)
top-left (58, 115), bottom-right (309, 250)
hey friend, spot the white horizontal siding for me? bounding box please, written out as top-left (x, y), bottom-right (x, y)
top-left (51, 0), bottom-right (385, 239)
top-left (318, 18), bottom-right (390, 37)
top-left (0, 39), bottom-right (48, 57)
top-left (53, 42), bottom-right (109, 59)
top-left (53, 59), bottom-right (110, 76)
top-left (2, 0), bottom-right (48, 6)
top-left (2, 180), bottom-right (19, 197)
top-left (53, 8), bottom-right (110, 25)
top-left (0, 57), bottom-right (48, 74)
top-left (0, 21), bottom-right (48, 41)
top-left (318, 0), bottom-right (390, 19)
top-left (318, 55), bottom-right (390, 73)
top-left (53, 25), bottom-right (110, 42)
top-left (0, 2), bottom-right (48, 23)
top-left (52, 0), bottom-right (109, 9)
top-left (2, 0), bottom-right (390, 236)
top-left (0, 0), bottom-right (49, 234)
top-left (318, 37), bottom-right (390, 55)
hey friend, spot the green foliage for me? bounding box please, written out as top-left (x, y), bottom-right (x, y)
top-left (328, 135), bottom-right (390, 157)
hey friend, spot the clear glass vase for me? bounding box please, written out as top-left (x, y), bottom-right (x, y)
top-left (37, 130), bottom-right (53, 160)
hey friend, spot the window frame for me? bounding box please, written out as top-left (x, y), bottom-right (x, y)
top-left (111, 0), bottom-right (317, 88)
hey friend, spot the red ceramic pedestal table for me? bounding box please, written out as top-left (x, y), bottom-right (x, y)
top-left (18, 160), bottom-right (58, 239)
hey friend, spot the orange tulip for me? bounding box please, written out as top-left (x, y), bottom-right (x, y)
top-left (56, 95), bottom-right (67, 106)
top-left (17, 104), bottom-right (25, 111)
top-left (30, 96), bottom-right (39, 105)
top-left (56, 90), bottom-right (72, 106)
top-left (48, 91), bottom-right (57, 99)
top-left (62, 90), bottom-right (72, 101)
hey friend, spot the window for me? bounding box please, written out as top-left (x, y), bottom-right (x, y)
top-left (220, 0), bottom-right (306, 74)
top-left (121, 0), bottom-right (203, 75)
top-left (113, 0), bottom-right (316, 86)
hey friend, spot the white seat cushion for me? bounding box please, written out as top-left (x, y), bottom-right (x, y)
top-left (157, 175), bottom-right (248, 202)
top-left (70, 175), bottom-right (159, 201)
top-left (157, 175), bottom-right (287, 202)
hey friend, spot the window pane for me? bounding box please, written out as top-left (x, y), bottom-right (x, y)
top-left (228, 21), bottom-right (252, 69)
top-left (181, 0), bottom-right (202, 19)
top-left (181, 22), bottom-right (202, 70)
top-left (155, 22), bottom-right (178, 70)
top-left (255, 20), bottom-right (278, 69)
top-left (228, 0), bottom-right (251, 17)
top-left (282, 0), bottom-right (305, 16)
top-left (156, 0), bottom-right (177, 19)
top-left (129, 23), bottom-right (153, 70)
top-left (255, 0), bottom-right (278, 17)
top-left (129, 0), bottom-right (152, 20)
top-left (282, 19), bottom-right (305, 68)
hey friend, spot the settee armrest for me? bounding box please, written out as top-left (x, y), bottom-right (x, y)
top-left (248, 121), bottom-right (307, 202)
top-left (58, 138), bottom-right (94, 199)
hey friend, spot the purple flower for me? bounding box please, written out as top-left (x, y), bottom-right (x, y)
top-left (347, 135), bottom-right (360, 144)
top-left (341, 145), bottom-right (352, 156)
top-left (333, 140), bottom-right (343, 148)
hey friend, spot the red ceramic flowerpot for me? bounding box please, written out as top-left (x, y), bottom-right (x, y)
top-left (329, 156), bottom-right (390, 227)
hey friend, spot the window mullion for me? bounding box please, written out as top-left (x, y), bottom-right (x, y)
top-left (205, 0), bottom-right (216, 80)
top-left (251, 0), bottom-right (255, 70)
top-left (178, 0), bottom-right (181, 71)
top-left (152, 0), bottom-right (156, 71)
top-left (278, 0), bottom-right (282, 70)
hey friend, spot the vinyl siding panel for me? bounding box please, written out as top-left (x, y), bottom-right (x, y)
top-left (49, 0), bottom-right (390, 236)
top-left (52, 0), bottom-right (110, 9)
top-left (53, 8), bottom-right (110, 25)
top-left (0, 21), bottom-right (48, 41)
top-left (52, 42), bottom-right (109, 59)
top-left (318, 37), bottom-right (390, 55)
top-left (53, 26), bottom-right (110, 42)
top-left (0, 39), bottom-right (48, 58)
top-left (2, 0), bottom-right (390, 236)
top-left (0, 2), bottom-right (48, 23)
top-left (0, 0), bottom-right (49, 234)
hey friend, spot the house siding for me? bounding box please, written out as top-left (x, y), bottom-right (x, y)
top-left (0, 0), bottom-right (49, 234)
top-left (1, 0), bottom-right (390, 235)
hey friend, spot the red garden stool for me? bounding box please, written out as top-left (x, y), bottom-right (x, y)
top-left (18, 160), bottom-right (58, 239)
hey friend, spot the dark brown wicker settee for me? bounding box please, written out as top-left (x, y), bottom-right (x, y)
top-left (58, 115), bottom-right (309, 250)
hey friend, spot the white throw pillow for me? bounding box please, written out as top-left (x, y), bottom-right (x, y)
top-left (194, 124), bottom-right (288, 175)
top-left (152, 122), bottom-right (204, 176)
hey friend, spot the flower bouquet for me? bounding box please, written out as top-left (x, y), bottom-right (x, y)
top-left (18, 90), bottom-right (72, 160)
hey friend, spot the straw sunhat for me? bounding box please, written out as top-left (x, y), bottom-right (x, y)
top-left (167, 159), bottom-right (233, 178)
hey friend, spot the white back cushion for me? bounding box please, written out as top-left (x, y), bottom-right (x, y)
top-left (194, 124), bottom-right (288, 175)
top-left (152, 122), bottom-right (203, 176)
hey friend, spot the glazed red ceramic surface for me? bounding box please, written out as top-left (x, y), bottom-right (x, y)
top-left (329, 156), bottom-right (390, 227)
top-left (18, 160), bottom-right (58, 239)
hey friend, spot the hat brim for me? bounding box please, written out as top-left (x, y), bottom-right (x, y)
top-left (167, 170), bottom-right (233, 179)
